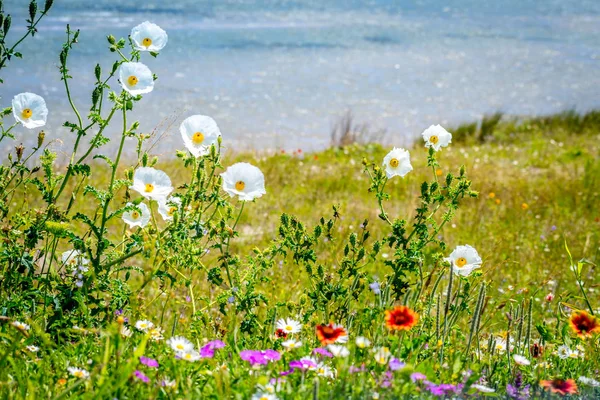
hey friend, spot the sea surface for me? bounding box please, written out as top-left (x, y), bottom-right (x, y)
top-left (1, 0), bottom-right (600, 156)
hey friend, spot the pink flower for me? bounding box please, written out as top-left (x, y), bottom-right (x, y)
top-left (200, 340), bottom-right (226, 358)
top-left (134, 370), bottom-right (150, 383)
top-left (139, 356), bottom-right (159, 368)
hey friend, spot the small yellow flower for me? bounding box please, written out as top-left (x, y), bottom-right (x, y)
top-left (521, 203), bottom-right (528, 210)
top-left (488, 192), bottom-right (495, 199)
top-left (435, 168), bottom-right (443, 177)
top-left (495, 199), bottom-right (501, 205)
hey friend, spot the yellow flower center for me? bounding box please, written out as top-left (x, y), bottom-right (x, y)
top-left (74, 371), bottom-right (84, 378)
top-left (289, 343), bottom-right (296, 348)
top-left (389, 158), bottom-right (399, 168)
top-left (235, 181), bottom-right (245, 191)
top-left (455, 257), bottom-right (467, 268)
top-left (285, 325), bottom-right (293, 331)
top-left (142, 37), bottom-right (152, 47)
top-left (318, 368), bottom-right (325, 374)
top-left (176, 344), bottom-right (184, 350)
top-left (184, 353), bottom-right (192, 360)
top-left (21, 108), bottom-right (33, 119)
top-left (128, 75), bottom-right (139, 86)
top-left (144, 183), bottom-right (154, 193)
top-left (192, 131), bottom-right (204, 144)
top-left (168, 206), bottom-right (177, 216)
top-left (131, 211), bottom-right (140, 219)
top-left (430, 135), bottom-right (439, 144)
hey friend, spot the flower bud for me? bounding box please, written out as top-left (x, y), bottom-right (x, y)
top-left (37, 130), bottom-right (45, 148)
top-left (15, 144), bottom-right (24, 161)
top-left (107, 35), bottom-right (116, 45)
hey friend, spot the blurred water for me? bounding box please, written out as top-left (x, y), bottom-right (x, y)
top-left (1, 0), bottom-right (599, 156)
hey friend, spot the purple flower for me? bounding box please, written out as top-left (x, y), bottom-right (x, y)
top-left (239, 349), bottom-right (280, 366)
top-left (425, 382), bottom-right (463, 397)
top-left (551, 225), bottom-right (557, 231)
top-left (263, 349), bottom-right (281, 362)
top-left (389, 358), bottom-right (405, 371)
top-left (507, 372), bottom-right (531, 399)
top-left (369, 282), bottom-right (381, 295)
top-left (312, 348), bottom-right (333, 358)
top-left (289, 359), bottom-right (316, 371)
top-left (200, 340), bottom-right (226, 358)
top-left (134, 370), bottom-right (150, 383)
top-left (411, 372), bottom-right (427, 382)
top-left (378, 371), bottom-right (393, 388)
top-left (349, 364), bottom-right (366, 374)
top-left (139, 356), bottom-right (159, 368)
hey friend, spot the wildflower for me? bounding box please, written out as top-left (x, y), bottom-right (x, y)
top-left (176, 350), bottom-right (201, 362)
top-left (161, 378), bottom-right (177, 388)
top-left (382, 147), bottom-right (413, 179)
top-left (540, 379), bottom-right (578, 396)
top-left (530, 342), bottom-right (543, 358)
top-left (121, 326), bottom-right (133, 338)
top-left (545, 293), bottom-right (554, 302)
top-left (289, 357), bottom-right (317, 371)
top-left (157, 196), bottom-right (182, 221)
top-left (12, 321), bottom-right (30, 331)
top-left (139, 356), bottom-right (159, 368)
top-left (61, 250), bottom-right (89, 268)
top-left (369, 281), bottom-right (381, 295)
top-left (57, 378), bottom-right (67, 386)
top-left (282, 339), bottom-right (302, 350)
top-left (578, 376), bottom-right (600, 387)
top-left (425, 382), bottom-right (462, 396)
top-left (122, 202), bottom-right (151, 228)
top-left (411, 372), bottom-right (427, 382)
top-left (199, 340), bottom-right (226, 358)
top-left (493, 337), bottom-right (508, 353)
top-left (389, 358), bottom-right (405, 371)
top-left (67, 367), bottom-right (90, 379)
top-left (240, 350), bottom-right (280, 366)
top-left (221, 162), bottom-right (266, 201)
top-left (251, 393), bottom-right (278, 400)
top-left (488, 192), bottom-right (495, 199)
top-left (385, 305), bottom-right (418, 331)
top-left (119, 62), bottom-right (154, 95)
top-left (316, 323), bottom-right (348, 345)
top-left (312, 348), bottom-right (333, 358)
top-left (521, 203), bottom-right (529, 210)
top-left (445, 245), bottom-right (482, 277)
top-left (471, 384), bottom-right (495, 393)
top-left (507, 372), bottom-right (531, 400)
top-left (134, 370), bottom-right (150, 383)
top-left (135, 320), bottom-right (154, 332)
top-left (422, 124), bottom-right (452, 151)
top-left (327, 344), bottom-right (350, 358)
top-left (180, 115), bottom-right (222, 157)
top-left (512, 354), bottom-right (530, 366)
top-left (276, 318), bottom-right (302, 335)
top-left (148, 327), bottom-right (164, 341)
top-left (130, 167), bottom-right (173, 201)
top-left (273, 329), bottom-right (288, 339)
top-left (569, 310), bottom-right (600, 337)
top-left (12, 92), bottom-right (48, 129)
top-left (316, 363), bottom-right (335, 378)
top-left (26, 345), bottom-right (39, 352)
top-left (557, 345), bottom-right (571, 359)
top-left (355, 336), bottom-right (371, 349)
top-left (130, 21), bottom-right (168, 52)
top-left (373, 347), bottom-right (391, 365)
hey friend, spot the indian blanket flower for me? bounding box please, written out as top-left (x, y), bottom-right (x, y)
top-left (134, 370), bottom-right (150, 383)
top-left (135, 319), bottom-right (154, 332)
top-left (422, 124), bottom-right (452, 151)
top-left (282, 339), bottom-right (302, 350)
top-left (316, 323), bottom-right (348, 345)
top-left (512, 354), bottom-right (531, 366)
top-left (157, 196), bottom-right (182, 221)
top-left (139, 356), bottom-right (159, 368)
top-left (12, 92), bottom-right (48, 129)
top-left (540, 379), bottom-right (578, 396)
top-left (221, 162), bottom-right (266, 201)
top-left (382, 147), bottom-right (413, 179)
top-left (130, 167), bottom-right (173, 201)
top-left (67, 367), bottom-right (90, 379)
top-left (385, 305), bottom-right (418, 331)
top-left (276, 318), bottom-right (302, 335)
top-left (119, 62), bottom-right (154, 95)
top-left (131, 21), bottom-right (168, 52)
top-left (446, 245), bottom-right (482, 277)
top-left (569, 310), bottom-right (600, 337)
top-left (12, 321), bottom-right (30, 331)
top-left (122, 202), bottom-right (151, 228)
top-left (355, 336), bottom-right (371, 348)
top-left (180, 115), bottom-right (222, 157)
top-left (327, 344), bottom-right (350, 358)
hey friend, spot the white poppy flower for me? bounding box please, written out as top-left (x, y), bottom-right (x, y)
top-left (167, 336), bottom-right (195, 353)
top-left (61, 250), bottom-right (89, 268)
top-left (512, 354), bottom-right (530, 366)
top-left (67, 367), bottom-right (90, 379)
top-left (382, 148), bottom-right (412, 179)
top-left (119, 62), bottom-right (154, 95)
top-left (282, 339), bottom-right (302, 350)
top-left (327, 344), bottom-right (350, 358)
top-left (221, 162), bottom-right (266, 201)
top-left (445, 245), bottom-right (482, 277)
top-left (130, 167), bottom-right (173, 201)
top-left (276, 318), bottom-right (302, 334)
top-left (422, 124), bottom-right (452, 151)
top-left (12, 92), bottom-right (48, 129)
top-left (158, 196), bottom-right (182, 221)
top-left (131, 21), bottom-right (168, 52)
top-left (122, 202), bottom-right (150, 228)
top-left (180, 115), bottom-right (221, 157)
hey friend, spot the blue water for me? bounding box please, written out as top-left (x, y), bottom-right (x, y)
top-left (1, 0), bottom-right (600, 155)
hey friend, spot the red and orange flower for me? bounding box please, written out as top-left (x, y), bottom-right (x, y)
top-left (385, 305), bottom-right (418, 331)
top-left (540, 379), bottom-right (578, 396)
top-left (316, 323), bottom-right (348, 345)
top-left (569, 310), bottom-right (600, 337)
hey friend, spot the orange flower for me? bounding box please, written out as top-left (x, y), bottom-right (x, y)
top-left (540, 379), bottom-right (578, 396)
top-left (385, 306), bottom-right (418, 331)
top-left (57, 378), bottom-right (67, 386)
top-left (488, 192), bottom-right (496, 199)
top-left (569, 310), bottom-right (600, 337)
top-left (435, 168), bottom-right (443, 177)
top-left (521, 203), bottom-right (529, 210)
top-left (316, 323), bottom-right (347, 345)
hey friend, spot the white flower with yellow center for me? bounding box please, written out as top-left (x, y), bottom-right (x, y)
top-left (176, 350), bottom-right (201, 362)
top-left (180, 115), bottom-right (222, 157)
top-left (422, 124), bottom-right (452, 151)
top-left (382, 147), bottom-right (413, 179)
top-left (61, 250), bottom-right (89, 268)
top-left (120, 326), bottom-right (133, 338)
top-left (493, 337), bottom-right (507, 354)
top-left (158, 196), bottom-right (182, 221)
top-left (119, 62), bottom-right (154, 95)
top-left (373, 347), bottom-right (391, 365)
top-left (12, 321), bottom-right (30, 331)
top-left (131, 21), bottom-right (168, 52)
top-left (12, 92), bottom-right (48, 129)
top-left (130, 167), bottom-right (173, 201)
top-left (148, 326), bottom-right (164, 341)
top-left (67, 367), bottom-right (90, 379)
top-left (135, 319), bottom-right (154, 332)
top-left (316, 363), bottom-right (335, 379)
top-left (221, 162), bottom-right (266, 201)
top-left (282, 339), bottom-right (302, 350)
top-left (355, 336), bottom-right (371, 349)
top-left (26, 345), bottom-right (40, 352)
top-left (445, 245), bottom-right (482, 277)
top-left (512, 354), bottom-right (530, 366)
top-left (122, 202), bottom-right (151, 228)
top-left (167, 336), bottom-right (195, 353)
top-left (276, 318), bottom-right (302, 334)
top-left (327, 344), bottom-right (350, 358)
top-left (251, 393), bottom-right (278, 400)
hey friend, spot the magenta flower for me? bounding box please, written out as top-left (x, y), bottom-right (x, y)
top-left (349, 364), bottom-right (366, 374)
top-left (411, 372), bottom-right (427, 382)
top-left (200, 340), bottom-right (226, 358)
top-left (289, 359), bottom-right (316, 371)
top-left (139, 356), bottom-right (159, 368)
top-left (312, 348), bottom-right (333, 358)
top-left (240, 349), bottom-right (280, 366)
top-left (425, 382), bottom-right (463, 397)
top-left (134, 370), bottom-right (150, 383)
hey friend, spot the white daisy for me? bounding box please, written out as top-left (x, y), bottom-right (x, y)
top-left (130, 21), bottom-right (168, 52)
top-left (158, 196), bottom-right (182, 221)
top-left (276, 318), bottom-right (302, 335)
top-left (445, 245), bottom-right (482, 277)
top-left (120, 326), bottom-right (133, 338)
top-left (26, 345), bottom-right (39, 352)
top-left (327, 344), bottom-right (350, 358)
top-left (67, 367), bottom-right (90, 379)
top-left (180, 115), bottom-right (222, 157)
top-left (251, 393), bottom-right (278, 400)
top-left (135, 319), bottom-right (154, 332)
top-left (492, 337), bottom-right (507, 354)
top-left (422, 124), bottom-right (452, 151)
top-left (148, 326), bottom-right (164, 341)
top-left (122, 202), bottom-right (151, 228)
top-left (130, 167), bottom-right (173, 201)
top-left (176, 350), bottom-right (201, 362)
top-left (119, 62), bottom-right (154, 95)
top-left (355, 336), bottom-right (371, 349)
top-left (316, 363), bottom-right (335, 378)
top-left (221, 163), bottom-right (266, 201)
top-left (12, 92), bottom-right (48, 129)
top-left (12, 321), bottom-right (30, 331)
top-left (281, 339), bottom-right (302, 350)
top-left (373, 347), bottom-right (391, 365)
top-left (382, 147), bottom-right (413, 179)
top-left (578, 376), bottom-right (600, 387)
top-left (471, 384), bottom-right (495, 393)
top-left (167, 336), bottom-right (195, 353)
top-left (557, 345), bottom-right (571, 359)
top-left (512, 354), bottom-right (530, 366)
top-left (61, 250), bottom-right (89, 268)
